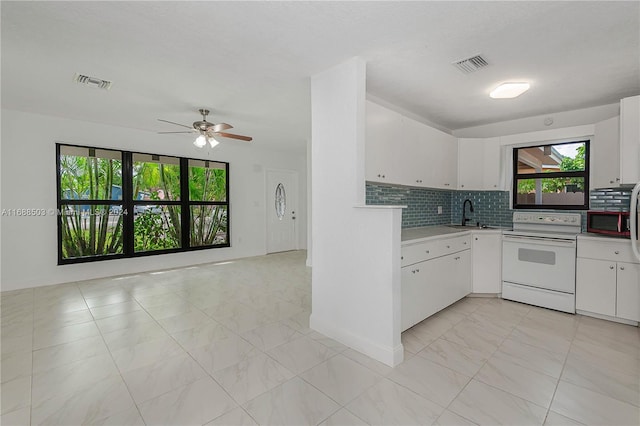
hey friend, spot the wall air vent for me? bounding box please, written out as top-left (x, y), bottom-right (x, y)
top-left (73, 73), bottom-right (112, 90)
top-left (452, 55), bottom-right (489, 74)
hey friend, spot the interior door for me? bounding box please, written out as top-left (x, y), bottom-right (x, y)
top-left (266, 169), bottom-right (298, 253)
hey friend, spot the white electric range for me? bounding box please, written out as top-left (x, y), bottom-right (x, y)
top-left (502, 212), bottom-right (582, 313)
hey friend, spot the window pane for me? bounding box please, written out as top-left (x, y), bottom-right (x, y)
top-left (190, 205), bottom-right (228, 246)
top-left (516, 177), bottom-right (586, 206)
top-left (188, 160), bottom-right (227, 202)
top-left (516, 142), bottom-right (586, 174)
top-left (59, 146), bottom-right (122, 200)
top-left (60, 204), bottom-right (124, 259)
top-left (134, 205), bottom-right (181, 252)
top-left (132, 154), bottom-right (181, 201)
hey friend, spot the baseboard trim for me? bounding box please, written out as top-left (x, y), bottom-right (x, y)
top-left (309, 313), bottom-right (404, 367)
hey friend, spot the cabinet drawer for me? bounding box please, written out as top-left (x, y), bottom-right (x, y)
top-left (401, 234), bottom-right (471, 267)
top-left (438, 234), bottom-right (471, 255)
top-left (578, 238), bottom-right (638, 263)
top-left (401, 241), bottom-right (441, 267)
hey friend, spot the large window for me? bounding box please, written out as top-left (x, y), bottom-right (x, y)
top-left (513, 140), bottom-right (589, 209)
top-left (56, 144), bottom-right (230, 264)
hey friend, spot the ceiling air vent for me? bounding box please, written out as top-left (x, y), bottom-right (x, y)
top-left (452, 55), bottom-right (489, 74)
top-left (73, 73), bottom-right (112, 90)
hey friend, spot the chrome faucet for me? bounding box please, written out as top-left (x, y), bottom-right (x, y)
top-left (462, 199), bottom-right (474, 226)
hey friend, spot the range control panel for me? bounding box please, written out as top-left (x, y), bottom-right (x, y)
top-left (512, 212), bottom-right (581, 225)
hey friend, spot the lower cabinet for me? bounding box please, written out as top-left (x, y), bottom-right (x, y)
top-left (616, 262), bottom-right (640, 322)
top-left (471, 231), bottom-right (502, 294)
top-left (401, 238), bottom-right (471, 331)
top-left (576, 258), bottom-right (617, 317)
top-left (576, 236), bottom-right (640, 322)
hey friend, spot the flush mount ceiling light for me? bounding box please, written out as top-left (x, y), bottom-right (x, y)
top-left (489, 82), bottom-right (530, 99)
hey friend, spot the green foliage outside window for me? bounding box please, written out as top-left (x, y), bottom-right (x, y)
top-left (59, 154), bottom-right (124, 259)
top-left (517, 144), bottom-right (586, 194)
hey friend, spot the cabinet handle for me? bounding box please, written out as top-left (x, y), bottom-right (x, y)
top-left (454, 256), bottom-right (460, 260)
top-left (382, 175), bottom-right (386, 178)
top-left (615, 251), bottom-right (619, 255)
top-left (461, 185), bottom-right (464, 188)
top-left (444, 183), bottom-right (450, 186)
top-left (610, 265), bottom-right (615, 269)
top-left (475, 237), bottom-right (478, 240)
top-left (463, 241), bottom-right (467, 245)
top-left (446, 245), bottom-right (450, 248)
top-left (416, 269), bottom-right (419, 272)
top-left (401, 256), bottom-right (404, 260)
top-left (426, 250), bottom-right (430, 254)
top-left (620, 266), bottom-right (625, 271)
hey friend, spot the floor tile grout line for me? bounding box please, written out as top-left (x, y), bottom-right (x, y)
top-left (424, 298), bottom-right (508, 425)
top-left (542, 313), bottom-right (583, 425)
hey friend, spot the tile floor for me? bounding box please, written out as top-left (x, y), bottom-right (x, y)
top-left (1, 250), bottom-right (639, 425)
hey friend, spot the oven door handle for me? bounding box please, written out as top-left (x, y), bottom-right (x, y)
top-left (503, 235), bottom-right (576, 247)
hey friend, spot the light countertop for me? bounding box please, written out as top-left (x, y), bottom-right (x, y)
top-left (401, 225), bottom-right (506, 244)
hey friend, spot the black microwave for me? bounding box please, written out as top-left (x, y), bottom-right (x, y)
top-left (587, 211), bottom-right (632, 237)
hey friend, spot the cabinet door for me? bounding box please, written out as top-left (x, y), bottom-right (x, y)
top-left (472, 233), bottom-right (502, 293)
top-left (427, 130), bottom-right (457, 189)
top-left (620, 96), bottom-right (640, 184)
top-left (451, 250), bottom-right (472, 301)
top-left (400, 118), bottom-right (426, 186)
top-left (365, 101), bottom-right (403, 183)
top-left (482, 137), bottom-right (503, 190)
top-left (616, 261), bottom-right (640, 322)
top-left (576, 258), bottom-right (617, 316)
top-left (592, 116), bottom-right (620, 188)
top-left (401, 264), bottom-right (427, 331)
top-left (458, 139), bottom-right (484, 190)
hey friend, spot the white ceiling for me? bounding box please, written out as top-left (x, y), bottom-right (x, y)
top-left (2, 1), bottom-right (639, 152)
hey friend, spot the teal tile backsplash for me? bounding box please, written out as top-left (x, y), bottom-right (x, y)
top-left (366, 182), bottom-right (588, 230)
top-left (366, 183), bottom-right (452, 228)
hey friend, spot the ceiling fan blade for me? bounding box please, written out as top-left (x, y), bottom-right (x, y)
top-left (157, 131), bottom-right (195, 134)
top-left (216, 132), bottom-right (253, 142)
top-left (157, 119), bottom-right (193, 129)
top-left (212, 123), bottom-right (233, 133)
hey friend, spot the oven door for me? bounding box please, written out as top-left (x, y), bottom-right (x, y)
top-left (502, 234), bottom-right (576, 293)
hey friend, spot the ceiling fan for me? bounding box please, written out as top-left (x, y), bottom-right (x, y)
top-left (158, 109), bottom-right (252, 148)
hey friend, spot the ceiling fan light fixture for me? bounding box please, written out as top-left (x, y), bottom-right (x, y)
top-left (490, 82), bottom-right (530, 99)
top-left (194, 134), bottom-right (207, 148)
top-left (207, 135), bottom-right (220, 148)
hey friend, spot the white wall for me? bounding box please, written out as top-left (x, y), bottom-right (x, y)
top-left (453, 103), bottom-right (619, 138)
top-left (0, 109), bottom-right (307, 291)
top-left (310, 58), bottom-right (404, 367)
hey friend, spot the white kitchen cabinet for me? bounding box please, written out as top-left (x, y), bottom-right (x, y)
top-left (616, 262), bottom-right (640, 322)
top-left (471, 231), bottom-right (502, 294)
top-left (483, 137), bottom-right (503, 190)
top-left (576, 236), bottom-right (640, 323)
top-left (365, 101), bottom-right (403, 184)
top-left (365, 100), bottom-right (458, 190)
top-left (458, 137), bottom-right (503, 190)
top-left (619, 95), bottom-right (640, 184)
top-left (401, 118), bottom-right (429, 186)
top-left (576, 257), bottom-right (617, 317)
top-left (458, 138), bottom-right (484, 190)
top-left (427, 129), bottom-right (458, 189)
top-left (401, 233), bottom-right (471, 331)
top-left (591, 116), bottom-right (620, 188)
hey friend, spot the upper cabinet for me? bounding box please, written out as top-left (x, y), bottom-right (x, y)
top-left (591, 116), bottom-right (620, 188)
top-left (365, 101), bottom-right (403, 184)
top-left (365, 101), bottom-right (457, 189)
top-left (458, 137), bottom-right (503, 190)
top-left (620, 95), bottom-right (640, 184)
